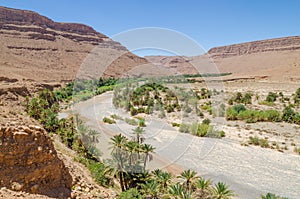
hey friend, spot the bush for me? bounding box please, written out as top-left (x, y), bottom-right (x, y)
top-left (219, 130), bottom-right (226, 137)
top-left (125, 118), bottom-right (138, 126)
top-left (226, 106), bottom-right (281, 123)
top-left (266, 92), bottom-right (278, 103)
top-left (282, 106), bottom-right (296, 123)
top-left (138, 118), bottom-right (146, 127)
top-left (248, 136), bottom-right (260, 146)
top-left (130, 107), bottom-right (138, 116)
top-left (202, 118), bottom-right (211, 125)
top-left (76, 157), bottom-right (112, 187)
top-left (243, 92), bottom-right (252, 104)
top-left (225, 107), bottom-right (238, 120)
top-left (118, 188), bottom-right (142, 199)
top-left (261, 192), bottom-right (289, 199)
top-left (294, 88), bottom-right (300, 105)
top-left (248, 136), bottom-right (269, 148)
top-left (233, 104), bottom-right (246, 113)
top-left (196, 124), bottom-right (210, 137)
top-left (111, 114), bottom-right (123, 120)
top-left (179, 123), bottom-right (190, 133)
top-left (171, 122), bottom-right (180, 127)
top-left (102, 117), bottom-right (116, 124)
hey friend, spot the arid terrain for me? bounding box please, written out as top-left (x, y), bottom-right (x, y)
top-left (0, 5), bottom-right (299, 199)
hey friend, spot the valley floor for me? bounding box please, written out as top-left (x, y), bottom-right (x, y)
top-left (72, 88), bottom-right (300, 199)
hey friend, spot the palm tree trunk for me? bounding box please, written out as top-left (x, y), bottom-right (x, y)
top-left (143, 153), bottom-right (148, 171)
top-left (119, 172), bottom-right (125, 191)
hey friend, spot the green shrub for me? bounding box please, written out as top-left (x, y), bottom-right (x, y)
top-left (219, 130), bottom-right (226, 137)
top-left (110, 114), bottom-right (123, 120)
top-left (118, 188), bottom-right (142, 199)
top-left (138, 118), bottom-right (146, 127)
top-left (261, 192), bottom-right (290, 199)
top-left (248, 136), bottom-right (269, 148)
top-left (227, 106), bottom-right (281, 123)
top-left (189, 122), bottom-right (198, 135)
top-left (202, 118), bottom-right (211, 125)
top-left (294, 88), bottom-right (300, 105)
top-left (125, 118), bottom-right (138, 126)
top-left (225, 107), bottom-right (238, 120)
top-left (243, 92), bottom-right (252, 104)
top-left (130, 107), bottom-right (138, 116)
top-left (171, 122), bottom-right (180, 127)
top-left (248, 136), bottom-right (260, 146)
top-left (196, 124), bottom-right (210, 137)
top-left (102, 117), bottom-right (116, 124)
top-left (266, 92), bottom-right (278, 103)
top-left (259, 100), bottom-right (275, 106)
top-left (282, 106), bottom-right (296, 123)
top-left (76, 157), bottom-right (112, 187)
top-left (233, 104), bottom-right (246, 113)
top-left (179, 123), bottom-right (190, 133)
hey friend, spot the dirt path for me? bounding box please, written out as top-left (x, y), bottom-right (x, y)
top-left (72, 92), bottom-right (300, 199)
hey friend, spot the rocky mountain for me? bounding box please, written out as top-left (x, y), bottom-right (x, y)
top-left (0, 6), bottom-right (148, 82)
top-left (146, 36), bottom-right (300, 82)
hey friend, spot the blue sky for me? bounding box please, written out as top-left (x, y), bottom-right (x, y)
top-left (1, 0), bottom-right (300, 54)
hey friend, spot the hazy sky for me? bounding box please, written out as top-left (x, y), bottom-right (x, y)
top-left (1, 0), bottom-right (300, 53)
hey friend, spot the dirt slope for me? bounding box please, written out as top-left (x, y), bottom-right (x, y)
top-left (146, 36), bottom-right (300, 82)
top-left (0, 6), bottom-right (148, 82)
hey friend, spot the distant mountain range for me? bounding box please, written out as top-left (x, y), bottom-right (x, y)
top-left (1, 6), bottom-right (299, 82)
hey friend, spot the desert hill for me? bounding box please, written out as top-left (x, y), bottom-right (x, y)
top-left (0, 6), bottom-right (148, 82)
top-left (146, 36), bottom-right (300, 82)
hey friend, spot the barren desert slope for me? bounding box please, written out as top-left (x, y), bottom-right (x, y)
top-left (146, 36), bottom-right (300, 82)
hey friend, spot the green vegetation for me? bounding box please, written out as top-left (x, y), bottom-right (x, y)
top-left (103, 117), bottom-right (116, 124)
top-left (226, 104), bottom-right (281, 123)
top-left (248, 136), bottom-right (269, 148)
top-left (179, 120), bottom-right (225, 138)
top-left (125, 118), bottom-right (139, 126)
top-left (294, 88), bottom-right (300, 105)
top-left (228, 92), bottom-right (252, 105)
top-left (265, 92), bottom-right (278, 103)
top-left (282, 105), bottom-right (300, 124)
top-left (75, 78), bottom-right (117, 101)
top-left (113, 82), bottom-right (181, 116)
top-left (261, 193), bottom-right (290, 199)
top-left (25, 80), bottom-right (297, 198)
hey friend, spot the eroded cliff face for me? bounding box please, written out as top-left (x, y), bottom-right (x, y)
top-left (0, 6), bottom-right (148, 82)
top-left (208, 36), bottom-right (300, 59)
top-left (0, 124), bottom-right (72, 198)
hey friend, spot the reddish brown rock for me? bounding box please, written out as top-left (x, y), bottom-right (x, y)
top-left (0, 125), bottom-right (72, 198)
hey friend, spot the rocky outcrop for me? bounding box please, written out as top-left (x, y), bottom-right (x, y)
top-left (0, 6), bottom-right (106, 38)
top-left (0, 125), bottom-right (72, 198)
top-left (0, 6), bottom-right (149, 81)
top-left (208, 36), bottom-right (300, 59)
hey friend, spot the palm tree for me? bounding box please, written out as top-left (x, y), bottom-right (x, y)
top-left (169, 183), bottom-right (191, 199)
top-left (132, 126), bottom-right (144, 145)
top-left (210, 182), bottom-right (235, 199)
top-left (261, 193), bottom-right (289, 199)
top-left (169, 183), bottom-right (184, 197)
top-left (177, 169), bottom-right (199, 192)
top-left (194, 177), bottom-right (212, 198)
top-left (141, 180), bottom-right (160, 199)
top-left (125, 140), bottom-right (139, 167)
top-left (157, 171), bottom-right (172, 191)
top-left (141, 143), bottom-right (155, 171)
top-left (152, 169), bottom-right (164, 177)
top-left (110, 134), bottom-right (128, 191)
